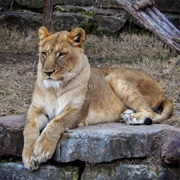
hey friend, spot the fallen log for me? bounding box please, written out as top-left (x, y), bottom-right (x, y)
top-left (116, 0), bottom-right (180, 53)
top-left (132, 0), bottom-right (155, 11)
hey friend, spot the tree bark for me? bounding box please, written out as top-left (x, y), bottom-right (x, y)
top-left (43, 0), bottom-right (53, 31)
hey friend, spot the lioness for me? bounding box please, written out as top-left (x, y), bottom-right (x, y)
top-left (22, 27), bottom-right (174, 170)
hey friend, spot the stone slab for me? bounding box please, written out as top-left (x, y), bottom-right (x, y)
top-left (161, 130), bottom-right (180, 164)
top-left (0, 114), bottom-right (25, 156)
top-left (0, 114), bottom-right (180, 165)
top-left (81, 163), bottom-right (180, 180)
top-left (53, 123), bottom-right (177, 163)
top-left (0, 162), bottom-right (79, 180)
top-left (1, 162), bottom-right (179, 180)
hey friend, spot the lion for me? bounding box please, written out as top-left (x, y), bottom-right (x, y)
top-left (22, 26), bottom-right (174, 170)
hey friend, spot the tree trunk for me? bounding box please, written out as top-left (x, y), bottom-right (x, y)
top-left (43, 0), bottom-right (53, 31)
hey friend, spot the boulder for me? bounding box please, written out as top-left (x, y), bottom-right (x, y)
top-left (0, 162), bottom-right (79, 180)
top-left (0, 162), bottom-right (179, 180)
top-left (15, 0), bottom-right (44, 9)
top-left (81, 163), bottom-right (180, 180)
top-left (14, 0), bottom-right (121, 9)
top-left (0, 114), bottom-right (25, 156)
top-left (161, 130), bottom-right (180, 164)
top-left (95, 14), bottom-right (126, 34)
top-left (52, 12), bottom-right (91, 32)
top-left (0, 10), bottom-right (42, 30)
top-left (1, 114), bottom-right (180, 166)
top-left (53, 123), bottom-right (177, 163)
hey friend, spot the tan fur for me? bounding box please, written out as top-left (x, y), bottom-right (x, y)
top-left (22, 27), bottom-right (174, 170)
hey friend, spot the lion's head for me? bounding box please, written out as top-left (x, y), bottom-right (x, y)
top-left (37, 26), bottom-right (89, 89)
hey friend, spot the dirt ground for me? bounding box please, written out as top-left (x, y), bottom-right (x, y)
top-left (0, 52), bottom-right (179, 127)
top-left (0, 26), bottom-right (179, 127)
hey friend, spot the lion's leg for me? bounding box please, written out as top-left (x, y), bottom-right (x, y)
top-left (106, 77), bottom-right (161, 125)
top-left (22, 106), bottom-right (48, 170)
top-left (32, 108), bottom-right (80, 168)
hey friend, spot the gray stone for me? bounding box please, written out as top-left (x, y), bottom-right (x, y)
top-left (0, 162), bottom-right (79, 180)
top-left (1, 114), bottom-right (180, 166)
top-left (54, 5), bottom-right (124, 16)
top-left (14, 0), bottom-right (94, 9)
top-left (52, 12), bottom-right (91, 31)
top-left (81, 163), bottom-right (180, 180)
top-left (53, 123), bottom-right (177, 163)
top-left (95, 14), bottom-right (126, 34)
top-left (0, 10), bottom-right (42, 30)
top-left (15, 0), bottom-right (43, 9)
top-left (161, 130), bottom-right (180, 164)
top-left (0, 114), bottom-right (25, 156)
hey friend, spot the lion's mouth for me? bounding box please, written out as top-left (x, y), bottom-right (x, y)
top-left (45, 76), bottom-right (64, 81)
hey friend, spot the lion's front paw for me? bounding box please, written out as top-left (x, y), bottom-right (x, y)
top-left (22, 148), bottom-right (38, 171)
top-left (33, 131), bottom-right (57, 166)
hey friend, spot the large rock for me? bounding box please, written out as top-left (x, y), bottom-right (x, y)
top-left (0, 10), bottom-right (42, 30)
top-left (161, 130), bottom-right (180, 164)
top-left (53, 123), bottom-right (177, 163)
top-left (0, 114), bottom-right (180, 165)
top-left (13, 0), bottom-right (121, 9)
top-left (0, 162), bottom-right (79, 180)
top-left (95, 14), bottom-right (126, 34)
top-left (81, 163), bottom-right (180, 180)
top-left (1, 162), bottom-right (179, 180)
top-left (52, 12), bottom-right (91, 32)
top-left (15, 0), bottom-right (44, 9)
top-left (0, 114), bottom-right (25, 156)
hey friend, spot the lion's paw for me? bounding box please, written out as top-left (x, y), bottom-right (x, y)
top-left (22, 148), bottom-right (38, 171)
top-left (32, 132), bottom-right (57, 167)
top-left (121, 109), bottom-right (152, 125)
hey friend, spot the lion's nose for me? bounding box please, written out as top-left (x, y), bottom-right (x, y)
top-left (44, 69), bottom-right (55, 76)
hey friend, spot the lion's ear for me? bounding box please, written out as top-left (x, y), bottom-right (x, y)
top-left (38, 26), bottom-right (51, 40)
top-left (67, 28), bottom-right (85, 48)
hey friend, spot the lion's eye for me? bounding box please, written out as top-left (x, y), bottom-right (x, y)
top-left (41, 51), bottom-right (47, 58)
top-left (57, 52), bottom-right (67, 58)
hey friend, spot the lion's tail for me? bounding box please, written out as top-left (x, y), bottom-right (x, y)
top-left (153, 99), bottom-right (174, 123)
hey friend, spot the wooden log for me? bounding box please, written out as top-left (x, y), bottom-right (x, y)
top-left (132, 0), bottom-right (155, 11)
top-left (145, 8), bottom-right (175, 37)
top-left (137, 11), bottom-right (180, 51)
top-left (116, 0), bottom-right (180, 52)
top-left (152, 7), bottom-right (180, 37)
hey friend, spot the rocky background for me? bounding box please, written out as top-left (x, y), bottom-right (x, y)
top-left (0, 0), bottom-right (179, 34)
